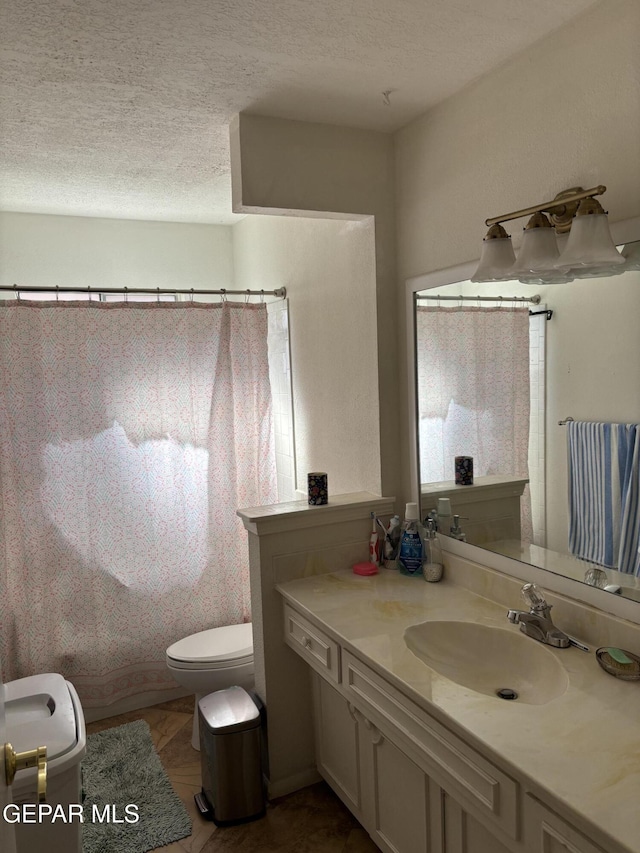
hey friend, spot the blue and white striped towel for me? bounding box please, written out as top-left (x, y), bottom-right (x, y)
top-left (567, 421), bottom-right (640, 576)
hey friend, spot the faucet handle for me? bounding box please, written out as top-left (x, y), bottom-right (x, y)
top-left (521, 582), bottom-right (549, 612)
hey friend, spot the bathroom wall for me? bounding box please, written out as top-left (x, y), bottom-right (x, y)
top-left (394, 0), bottom-right (640, 510)
top-left (238, 492), bottom-right (395, 798)
top-left (0, 211), bottom-right (235, 290)
top-left (266, 300), bottom-right (297, 502)
top-left (233, 214), bottom-right (381, 497)
top-left (539, 268), bottom-right (640, 552)
top-left (230, 115), bottom-right (398, 502)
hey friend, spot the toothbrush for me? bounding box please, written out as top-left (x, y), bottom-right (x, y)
top-left (371, 512), bottom-right (390, 543)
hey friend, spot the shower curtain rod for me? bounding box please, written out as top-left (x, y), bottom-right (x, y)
top-left (416, 294), bottom-right (540, 304)
top-left (0, 284), bottom-right (287, 298)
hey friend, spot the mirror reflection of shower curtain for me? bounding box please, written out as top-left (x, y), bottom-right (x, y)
top-left (0, 300), bottom-right (277, 709)
top-left (416, 305), bottom-right (534, 543)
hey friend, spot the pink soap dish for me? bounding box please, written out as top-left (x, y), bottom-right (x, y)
top-left (353, 561), bottom-right (379, 576)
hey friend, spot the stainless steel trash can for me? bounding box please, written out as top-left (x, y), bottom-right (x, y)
top-left (195, 685), bottom-right (265, 826)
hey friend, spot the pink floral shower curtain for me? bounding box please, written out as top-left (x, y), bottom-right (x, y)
top-left (0, 300), bottom-right (277, 708)
top-left (416, 306), bottom-right (532, 541)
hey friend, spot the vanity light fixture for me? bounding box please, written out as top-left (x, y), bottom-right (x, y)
top-left (471, 185), bottom-right (625, 284)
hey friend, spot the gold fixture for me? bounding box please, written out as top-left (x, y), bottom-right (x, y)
top-left (485, 185), bottom-right (606, 233)
top-left (4, 742), bottom-right (47, 802)
top-left (472, 184), bottom-right (625, 283)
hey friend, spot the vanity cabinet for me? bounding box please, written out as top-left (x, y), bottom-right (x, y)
top-left (440, 790), bottom-right (512, 853)
top-left (282, 599), bottom-right (617, 853)
top-left (524, 796), bottom-right (609, 853)
top-left (313, 672), bottom-right (434, 853)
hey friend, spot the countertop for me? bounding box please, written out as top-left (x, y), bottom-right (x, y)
top-left (277, 568), bottom-right (640, 853)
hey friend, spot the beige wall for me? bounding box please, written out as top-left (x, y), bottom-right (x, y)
top-left (396, 0), bottom-right (640, 510)
top-left (540, 268), bottom-right (640, 552)
top-left (233, 214), bottom-right (381, 496)
top-left (395, 1), bottom-right (640, 280)
top-left (230, 114), bottom-right (399, 501)
top-left (0, 211), bottom-right (235, 290)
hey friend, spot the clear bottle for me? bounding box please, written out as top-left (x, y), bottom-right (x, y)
top-left (422, 519), bottom-right (444, 582)
top-left (397, 502), bottom-right (424, 577)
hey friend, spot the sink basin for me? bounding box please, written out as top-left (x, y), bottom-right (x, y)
top-left (404, 620), bottom-right (569, 705)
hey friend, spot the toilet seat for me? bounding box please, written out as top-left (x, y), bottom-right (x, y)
top-left (166, 622), bottom-right (253, 669)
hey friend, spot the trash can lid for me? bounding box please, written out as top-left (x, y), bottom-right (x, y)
top-left (4, 673), bottom-right (78, 761)
top-left (198, 686), bottom-right (261, 734)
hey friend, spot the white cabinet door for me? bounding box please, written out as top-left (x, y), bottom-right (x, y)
top-left (442, 789), bottom-right (513, 853)
top-left (525, 796), bottom-right (610, 853)
top-left (359, 717), bottom-right (434, 853)
top-left (312, 673), bottom-right (363, 820)
top-left (313, 673), bottom-right (437, 853)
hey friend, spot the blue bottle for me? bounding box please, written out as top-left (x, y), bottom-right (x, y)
top-left (397, 502), bottom-right (424, 577)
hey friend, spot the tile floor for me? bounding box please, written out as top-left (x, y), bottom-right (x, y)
top-left (86, 696), bottom-right (379, 853)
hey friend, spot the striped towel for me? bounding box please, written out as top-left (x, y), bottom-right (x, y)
top-left (567, 421), bottom-right (640, 576)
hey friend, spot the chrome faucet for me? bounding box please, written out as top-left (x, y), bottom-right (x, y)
top-left (507, 583), bottom-right (572, 649)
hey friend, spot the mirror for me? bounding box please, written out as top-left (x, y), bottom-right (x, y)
top-left (411, 227), bottom-right (640, 604)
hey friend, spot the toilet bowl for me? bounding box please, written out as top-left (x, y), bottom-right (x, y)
top-left (166, 622), bottom-right (254, 749)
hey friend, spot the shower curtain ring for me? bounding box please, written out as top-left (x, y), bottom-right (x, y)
top-left (156, 287), bottom-right (160, 303)
top-left (55, 285), bottom-right (59, 301)
top-left (260, 289), bottom-right (265, 303)
top-left (87, 285), bottom-right (92, 302)
top-left (245, 289), bottom-right (250, 306)
top-left (221, 288), bottom-right (227, 303)
top-left (124, 287), bottom-right (128, 303)
top-left (190, 288), bottom-right (194, 303)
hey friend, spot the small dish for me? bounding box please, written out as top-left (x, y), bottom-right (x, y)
top-left (595, 647), bottom-right (640, 680)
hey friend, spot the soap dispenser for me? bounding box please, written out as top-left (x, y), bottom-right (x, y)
top-left (422, 519), bottom-right (444, 583)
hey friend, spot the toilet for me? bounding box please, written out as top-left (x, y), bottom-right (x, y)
top-left (166, 622), bottom-right (254, 749)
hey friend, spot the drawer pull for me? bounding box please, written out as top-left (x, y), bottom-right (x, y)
top-left (283, 602), bottom-right (341, 683)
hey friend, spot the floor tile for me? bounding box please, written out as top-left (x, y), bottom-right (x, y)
top-left (89, 701), bottom-right (378, 853)
top-left (342, 827), bottom-right (380, 852)
top-left (154, 695), bottom-right (197, 714)
top-left (87, 706), bottom-right (191, 752)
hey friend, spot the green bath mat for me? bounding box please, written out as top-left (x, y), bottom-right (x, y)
top-left (82, 719), bottom-right (192, 853)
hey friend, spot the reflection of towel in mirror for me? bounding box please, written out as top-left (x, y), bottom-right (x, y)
top-left (568, 421), bottom-right (640, 576)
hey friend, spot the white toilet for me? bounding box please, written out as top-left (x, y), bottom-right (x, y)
top-left (166, 622), bottom-right (254, 749)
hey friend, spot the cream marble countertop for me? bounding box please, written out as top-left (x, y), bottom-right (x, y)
top-left (277, 568), bottom-right (640, 853)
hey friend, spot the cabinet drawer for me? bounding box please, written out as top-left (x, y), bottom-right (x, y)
top-left (343, 650), bottom-right (519, 841)
top-left (525, 796), bottom-right (609, 853)
top-left (283, 603), bottom-right (340, 683)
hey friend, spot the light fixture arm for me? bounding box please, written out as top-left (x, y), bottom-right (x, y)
top-left (485, 185), bottom-right (606, 233)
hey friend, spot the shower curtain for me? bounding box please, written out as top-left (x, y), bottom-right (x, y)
top-left (0, 300), bottom-right (277, 708)
top-left (416, 305), bottom-right (532, 541)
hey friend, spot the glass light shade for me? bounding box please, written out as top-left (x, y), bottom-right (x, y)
top-left (470, 237), bottom-right (516, 282)
top-left (509, 224), bottom-right (571, 284)
top-left (554, 212), bottom-right (625, 274)
top-left (621, 240), bottom-right (640, 271)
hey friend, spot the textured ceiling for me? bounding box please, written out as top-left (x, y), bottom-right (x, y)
top-left (0, 0), bottom-right (598, 224)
